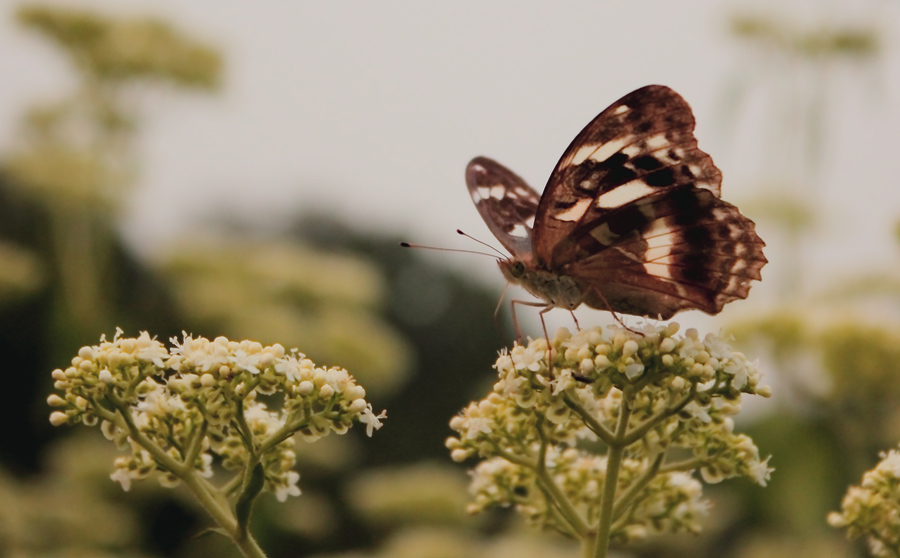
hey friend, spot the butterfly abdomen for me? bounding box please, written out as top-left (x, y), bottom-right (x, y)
top-left (498, 259), bottom-right (585, 311)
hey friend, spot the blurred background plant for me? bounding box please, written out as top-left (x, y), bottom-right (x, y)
top-left (0, 1), bottom-right (896, 558)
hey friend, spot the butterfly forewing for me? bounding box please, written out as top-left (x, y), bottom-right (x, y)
top-left (534, 85), bottom-right (723, 268)
top-left (466, 156), bottom-right (541, 259)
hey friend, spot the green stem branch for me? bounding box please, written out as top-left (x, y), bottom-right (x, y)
top-left (620, 387), bottom-right (695, 446)
top-left (612, 452), bottom-right (664, 521)
top-left (563, 394), bottom-right (615, 444)
top-left (591, 399), bottom-right (633, 558)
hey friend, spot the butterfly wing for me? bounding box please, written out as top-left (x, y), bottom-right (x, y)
top-left (564, 187), bottom-right (766, 318)
top-left (466, 156), bottom-right (541, 260)
top-left (531, 85), bottom-right (765, 317)
top-left (533, 85), bottom-right (723, 267)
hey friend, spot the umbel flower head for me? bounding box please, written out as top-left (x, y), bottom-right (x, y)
top-left (829, 446), bottom-right (900, 557)
top-left (447, 323), bottom-right (772, 545)
top-left (48, 329), bottom-right (385, 501)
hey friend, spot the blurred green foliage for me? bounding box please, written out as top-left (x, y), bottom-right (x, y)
top-left (730, 14), bottom-right (879, 59)
top-left (17, 4), bottom-right (220, 87)
top-left (161, 240), bottom-right (412, 399)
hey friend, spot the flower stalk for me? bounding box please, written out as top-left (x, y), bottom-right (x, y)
top-left (48, 329), bottom-right (386, 558)
top-left (447, 323), bottom-right (772, 555)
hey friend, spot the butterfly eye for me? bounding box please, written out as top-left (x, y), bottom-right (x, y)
top-left (510, 261), bottom-right (526, 278)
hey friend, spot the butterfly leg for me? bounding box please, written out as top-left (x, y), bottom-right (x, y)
top-left (537, 304), bottom-right (558, 378)
top-left (588, 287), bottom-right (645, 336)
top-left (510, 298), bottom-right (548, 344)
top-left (569, 310), bottom-right (581, 331)
top-left (511, 299), bottom-right (557, 377)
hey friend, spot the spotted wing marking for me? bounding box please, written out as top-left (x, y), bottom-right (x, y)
top-left (466, 157), bottom-right (541, 258)
top-left (533, 86), bottom-right (724, 268)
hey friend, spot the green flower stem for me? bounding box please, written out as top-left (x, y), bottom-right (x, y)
top-left (90, 397), bottom-right (122, 424)
top-left (109, 393), bottom-right (267, 558)
top-left (563, 394), bottom-right (615, 444)
top-left (542, 496), bottom-right (580, 539)
top-left (222, 472), bottom-right (243, 496)
top-left (658, 457), bottom-right (704, 474)
top-left (183, 419), bottom-right (209, 469)
top-left (591, 398), bottom-right (633, 558)
top-left (259, 419), bottom-right (301, 454)
top-left (233, 398), bottom-right (256, 454)
top-left (581, 532), bottom-right (598, 558)
top-left (106, 392), bottom-right (184, 473)
top-left (493, 446), bottom-right (588, 535)
top-left (179, 468), bottom-right (268, 558)
top-left (535, 462), bottom-right (589, 536)
top-left (620, 387), bottom-right (695, 446)
top-left (612, 452), bottom-right (664, 520)
top-left (534, 417), bottom-right (589, 536)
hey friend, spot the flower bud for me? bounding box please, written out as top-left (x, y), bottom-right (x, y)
top-left (49, 411), bottom-right (68, 426)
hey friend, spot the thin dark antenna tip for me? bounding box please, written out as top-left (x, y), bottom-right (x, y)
top-left (457, 229), bottom-right (506, 258)
top-left (400, 240), bottom-right (499, 259)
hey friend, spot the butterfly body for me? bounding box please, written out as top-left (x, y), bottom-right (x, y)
top-left (498, 259), bottom-right (585, 311)
top-left (467, 85), bottom-right (766, 322)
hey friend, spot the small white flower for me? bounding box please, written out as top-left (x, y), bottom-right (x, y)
top-left (512, 345), bottom-right (544, 372)
top-left (463, 416), bottom-right (494, 439)
top-left (275, 471), bottom-right (302, 502)
top-left (359, 405), bottom-right (387, 437)
top-left (723, 359), bottom-right (750, 390)
top-left (624, 363), bottom-right (644, 380)
top-left (683, 401), bottom-right (711, 423)
top-left (748, 455), bottom-right (773, 486)
top-left (877, 449), bottom-right (900, 478)
top-left (110, 467), bottom-right (133, 491)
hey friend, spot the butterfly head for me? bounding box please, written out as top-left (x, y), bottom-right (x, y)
top-left (497, 256), bottom-right (530, 285)
top-left (497, 256), bottom-right (586, 311)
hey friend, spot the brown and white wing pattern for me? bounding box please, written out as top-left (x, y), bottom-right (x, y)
top-left (466, 156), bottom-right (541, 260)
top-left (533, 85), bottom-right (723, 268)
top-left (467, 85), bottom-right (766, 320)
top-left (564, 187), bottom-right (766, 318)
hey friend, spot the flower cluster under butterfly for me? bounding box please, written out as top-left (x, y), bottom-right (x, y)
top-left (467, 85), bottom-right (766, 334)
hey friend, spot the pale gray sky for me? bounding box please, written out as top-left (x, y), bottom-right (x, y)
top-left (1, 0), bottom-right (898, 322)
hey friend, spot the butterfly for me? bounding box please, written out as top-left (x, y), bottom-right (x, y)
top-left (466, 85), bottom-right (766, 335)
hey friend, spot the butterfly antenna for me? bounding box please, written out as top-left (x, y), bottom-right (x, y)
top-left (456, 229), bottom-right (506, 258)
top-left (493, 283), bottom-right (510, 320)
top-left (399, 241), bottom-right (499, 259)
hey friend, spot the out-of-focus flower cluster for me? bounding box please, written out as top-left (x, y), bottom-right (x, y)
top-left (17, 5), bottom-right (221, 88)
top-left (48, 329), bottom-right (385, 501)
top-left (829, 447), bottom-right (900, 557)
top-left (446, 323), bottom-right (772, 542)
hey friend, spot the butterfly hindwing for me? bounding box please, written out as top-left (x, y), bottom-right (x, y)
top-left (534, 85), bottom-right (723, 268)
top-left (466, 156), bottom-right (541, 259)
top-left (564, 187), bottom-right (766, 318)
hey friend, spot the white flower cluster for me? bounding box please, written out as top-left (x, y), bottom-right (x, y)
top-left (467, 450), bottom-right (708, 543)
top-left (446, 323), bottom-right (771, 542)
top-left (48, 329), bottom-right (385, 501)
top-left (829, 447), bottom-right (900, 557)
